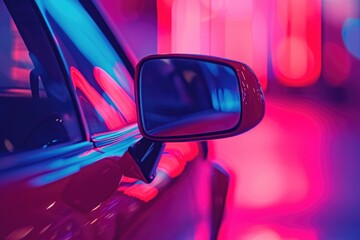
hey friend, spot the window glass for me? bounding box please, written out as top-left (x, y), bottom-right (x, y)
top-left (0, 1), bottom-right (82, 155)
top-left (36, 0), bottom-right (136, 135)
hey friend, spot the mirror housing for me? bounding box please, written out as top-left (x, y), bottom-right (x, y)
top-left (135, 54), bottom-right (265, 142)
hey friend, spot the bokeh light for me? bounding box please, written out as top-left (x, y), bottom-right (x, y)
top-left (342, 18), bottom-right (360, 59)
top-left (94, 0), bottom-right (360, 239)
top-left (323, 42), bottom-right (351, 86)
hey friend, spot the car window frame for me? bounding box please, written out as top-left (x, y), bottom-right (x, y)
top-left (0, 0), bottom-right (139, 171)
top-left (72, 0), bottom-right (139, 145)
top-left (34, 0), bottom-right (138, 140)
top-left (0, 0), bottom-right (91, 169)
top-left (32, 0), bottom-right (137, 142)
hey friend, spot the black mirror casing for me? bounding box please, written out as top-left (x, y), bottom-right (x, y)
top-left (135, 54), bottom-right (265, 142)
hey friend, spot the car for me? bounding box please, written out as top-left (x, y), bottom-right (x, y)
top-left (0, 0), bottom-right (264, 239)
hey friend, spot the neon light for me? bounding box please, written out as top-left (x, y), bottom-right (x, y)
top-left (10, 68), bottom-right (30, 82)
top-left (224, 0), bottom-right (254, 68)
top-left (156, 0), bottom-right (323, 88)
top-left (172, 0), bottom-right (202, 53)
top-left (157, 143), bottom-right (200, 178)
top-left (10, 20), bottom-right (32, 84)
top-left (252, 0), bottom-right (269, 91)
top-left (157, 0), bottom-right (174, 53)
top-left (30, 164), bottom-right (80, 187)
top-left (157, 154), bottom-right (186, 178)
top-left (38, 0), bottom-right (133, 94)
top-left (40, 0), bottom-right (118, 71)
top-left (123, 183), bottom-right (159, 202)
top-left (207, 0), bottom-right (226, 57)
top-left (70, 67), bottom-right (126, 130)
top-left (224, 0), bottom-right (268, 90)
top-left (119, 176), bottom-right (138, 183)
top-left (93, 67), bottom-right (136, 122)
top-left (240, 226), bottom-right (317, 240)
top-left (194, 221), bottom-right (210, 240)
top-left (156, 0), bottom-right (268, 90)
top-left (242, 228), bottom-right (281, 240)
top-left (342, 18), bottom-right (360, 59)
top-left (271, 0), bottom-right (321, 87)
top-left (212, 98), bottom-right (329, 209)
top-left (117, 143), bottom-right (199, 202)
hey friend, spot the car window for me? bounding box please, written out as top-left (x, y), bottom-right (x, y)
top-left (35, 0), bottom-right (136, 135)
top-left (0, 1), bottom-right (82, 156)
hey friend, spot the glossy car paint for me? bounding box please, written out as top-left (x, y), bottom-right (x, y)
top-left (0, 0), bottom-right (229, 239)
top-left (1, 138), bottom-right (227, 239)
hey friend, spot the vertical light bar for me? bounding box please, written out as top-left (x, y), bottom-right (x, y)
top-left (204, 0), bottom-right (226, 56)
top-left (157, 0), bottom-right (269, 89)
top-left (172, 0), bottom-right (201, 53)
top-left (224, 0), bottom-right (268, 90)
top-left (252, 0), bottom-right (270, 90)
top-left (157, 0), bottom-right (173, 53)
top-left (224, 0), bottom-right (254, 69)
top-left (271, 0), bottom-right (321, 87)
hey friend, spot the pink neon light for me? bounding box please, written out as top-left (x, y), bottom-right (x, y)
top-left (10, 20), bottom-right (32, 83)
top-left (207, 2), bottom-right (226, 57)
top-left (271, 0), bottom-right (322, 87)
top-left (157, 154), bottom-right (186, 178)
top-left (172, 0), bottom-right (202, 53)
top-left (211, 98), bottom-right (331, 239)
top-left (158, 142), bottom-right (199, 178)
top-left (241, 226), bottom-right (317, 240)
top-left (194, 221), bottom-right (211, 240)
top-left (224, 0), bottom-right (254, 65)
top-left (93, 66), bottom-right (136, 122)
top-left (157, 0), bottom-right (173, 53)
top-left (210, 98), bottom-right (329, 210)
top-left (120, 176), bottom-right (138, 183)
top-left (10, 67), bottom-right (30, 82)
top-left (11, 49), bottom-right (28, 62)
top-left (252, 0), bottom-right (269, 90)
top-left (158, 0), bottom-right (269, 90)
top-left (241, 227), bottom-right (282, 240)
top-left (123, 184), bottom-right (159, 202)
top-left (70, 66), bottom-right (126, 130)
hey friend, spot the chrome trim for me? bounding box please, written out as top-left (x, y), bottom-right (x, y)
top-left (91, 123), bottom-right (141, 148)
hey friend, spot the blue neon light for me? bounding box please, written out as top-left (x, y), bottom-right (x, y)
top-left (342, 18), bottom-right (360, 59)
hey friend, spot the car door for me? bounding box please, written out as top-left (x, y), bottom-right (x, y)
top-left (0, 1), bottom-right (217, 239)
top-left (0, 0), bottom-right (98, 239)
top-left (32, 1), bottom-right (216, 238)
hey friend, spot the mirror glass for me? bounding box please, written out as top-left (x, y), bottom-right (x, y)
top-left (139, 58), bottom-right (241, 138)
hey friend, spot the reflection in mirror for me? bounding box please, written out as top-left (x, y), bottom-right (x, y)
top-left (139, 58), bottom-right (241, 138)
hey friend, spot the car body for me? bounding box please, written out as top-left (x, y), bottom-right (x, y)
top-left (0, 0), bottom-right (264, 239)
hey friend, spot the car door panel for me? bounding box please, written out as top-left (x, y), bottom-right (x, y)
top-left (0, 138), bottom-right (210, 239)
top-left (0, 0), bottom-right (225, 239)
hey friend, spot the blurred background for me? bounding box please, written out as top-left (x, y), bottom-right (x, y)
top-left (97, 0), bottom-right (360, 239)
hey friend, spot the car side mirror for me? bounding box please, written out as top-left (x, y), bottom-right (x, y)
top-left (135, 54), bottom-right (265, 142)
